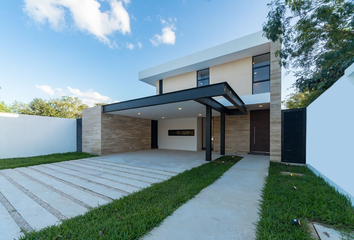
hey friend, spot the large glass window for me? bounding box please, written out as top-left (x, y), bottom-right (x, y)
top-left (197, 69), bottom-right (209, 87)
top-left (253, 53), bottom-right (270, 94)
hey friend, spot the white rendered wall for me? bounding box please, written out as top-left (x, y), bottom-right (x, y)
top-left (158, 118), bottom-right (202, 151)
top-left (307, 63), bottom-right (354, 197)
top-left (210, 57), bottom-right (252, 96)
top-left (0, 113), bottom-right (77, 159)
top-left (163, 72), bottom-right (196, 94)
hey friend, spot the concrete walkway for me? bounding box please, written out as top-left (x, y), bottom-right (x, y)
top-left (0, 150), bottom-right (215, 240)
top-left (143, 154), bottom-right (270, 240)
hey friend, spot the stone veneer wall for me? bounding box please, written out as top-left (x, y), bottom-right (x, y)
top-left (82, 105), bottom-right (151, 155)
top-left (270, 41), bottom-right (282, 162)
top-left (101, 113), bottom-right (151, 155)
top-left (82, 106), bottom-right (102, 155)
top-left (213, 113), bottom-right (250, 153)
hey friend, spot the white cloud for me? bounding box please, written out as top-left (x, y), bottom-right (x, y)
top-left (126, 42), bottom-right (135, 50)
top-left (23, 0), bottom-right (131, 46)
top-left (137, 41), bottom-right (142, 49)
top-left (150, 17), bottom-right (176, 46)
top-left (67, 86), bottom-right (111, 106)
top-left (36, 85), bottom-right (55, 95)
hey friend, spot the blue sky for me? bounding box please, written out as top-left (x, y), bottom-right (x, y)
top-left (0, 0), bottom-right (295, 107)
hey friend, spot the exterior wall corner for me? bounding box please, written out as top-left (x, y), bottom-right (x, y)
top-left (82, 105), bottom-right (102, 155)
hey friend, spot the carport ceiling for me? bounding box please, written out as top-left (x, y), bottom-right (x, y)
top-left (107, 101), bottom-right (220, 120)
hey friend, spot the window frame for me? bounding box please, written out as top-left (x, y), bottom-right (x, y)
top-left (197, 68), bottom-right (210, 87)
top-left (252, 53), bottom-right (270, 94)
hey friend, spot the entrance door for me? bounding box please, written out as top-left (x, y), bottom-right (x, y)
top-left (250, 110), bottom-right (270, 153)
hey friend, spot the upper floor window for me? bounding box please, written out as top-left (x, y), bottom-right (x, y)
top-left (253, 53), bottom-right (270, 94)
top-left (197, 69), bottom-right (209, 87)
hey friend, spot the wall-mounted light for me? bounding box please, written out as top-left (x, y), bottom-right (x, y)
top-left (259, 105), bottom-right (263, 108)
top-left (178, 108), bottom-right (182, 110)
top-left (199, 113), bottom-right (202, 116)
top-left (138, 113), bottom-right (141, 115)
top-left (162, 117), bottom-right (165, 119)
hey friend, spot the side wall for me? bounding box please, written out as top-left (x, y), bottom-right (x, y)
top-left (213, 114), bottom-right (251, 153)
top-left (270, 41), bottom-right (282, 162)
top-left (307, 64), bottom-right (354, 197)
top-left (158, 118), bottom-right (202, 151)
top-left (101, 114), bottom-right (151, 155)
top-left (0, 113), bottom-right (76, 159)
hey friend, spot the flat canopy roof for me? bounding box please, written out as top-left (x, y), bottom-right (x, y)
top-left (103, 82), bottom-right (246, 118)
top-left (139, 31), bottom-right (270, 86)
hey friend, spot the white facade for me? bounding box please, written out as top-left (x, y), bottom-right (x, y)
top-left (0, 113), bottom-right (77, 159)
top-left (307, 63), bottom-right (354, 198)
top-left (158, 118), bottom-right (202, 151)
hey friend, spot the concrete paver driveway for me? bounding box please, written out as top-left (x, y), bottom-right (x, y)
top-left (0, 149), bottom-right (216, 240)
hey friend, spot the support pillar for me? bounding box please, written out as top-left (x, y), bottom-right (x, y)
top-left (206, 105), bottom-right (212, 161)
top-left (220, 112), bottom-right (225, 155)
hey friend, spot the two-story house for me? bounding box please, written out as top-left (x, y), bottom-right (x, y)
top-left (82, 31), bottom-right (282, 162)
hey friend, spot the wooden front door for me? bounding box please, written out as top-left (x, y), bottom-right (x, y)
top-left (250, 110), bottom-right (270, 153)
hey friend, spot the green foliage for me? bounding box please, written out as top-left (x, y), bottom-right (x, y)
top-left (282, 90), bottom-right (322, 109)
top-left (263, 0), bottom-right (354, 93)
top-left (20, 156), bottom-right (242, 240)
top-left (0, 101), bottom-right (12, 113)
top-left (13, 96), bottom-right (88, 119)
top-left (0, 152), bottom-right (96, 169)
top-left (256, 162), bottom-right (354, 239)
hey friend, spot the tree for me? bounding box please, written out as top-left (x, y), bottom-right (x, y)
top-left (282, 90), bottom-right (322, 109)
top-left (0, 101), bottom-right (12, 113)
top-left (263, 0), bottom-right (354, 93)
top-left (14, 97), bottom-right (88, 119)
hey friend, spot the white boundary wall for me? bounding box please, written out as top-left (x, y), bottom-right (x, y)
top-left (307, 63), bottom-right (354, 198)
top-left (0, 113), bottom-right (77, 159)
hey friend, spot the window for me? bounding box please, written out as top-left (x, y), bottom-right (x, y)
top-left (168, 130), bottom-right (195, 136)
top-left (197, 69), bottom-right (209, 87)
top-left (253, 53), bottom-right (270, 94)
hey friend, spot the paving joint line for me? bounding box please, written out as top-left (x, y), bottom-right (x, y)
top-left (28, 167), bottom-right (113, 202)
top-left (52, 163), bottom-right (142, 190)
top-left (0, 190), bottom-right (33, 233)
top-left (15, 169), bottom-right (91, 209)
top-left (64, 161), bottom-right (154, 184)
top-left (0, 171), bottom-right (66, 221)
top-left (80, 159), bottom-right (176, 177)
top-left (40, 165), bottom-right (130, 195)
top-left (68, 161), bottom-right (165, 181)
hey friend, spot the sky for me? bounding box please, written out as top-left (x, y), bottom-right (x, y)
top-left (0, 0), bottom-right (296, 107)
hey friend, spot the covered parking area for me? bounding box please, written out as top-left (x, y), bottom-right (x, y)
top-left (96, 82), bottom-right (246, 161)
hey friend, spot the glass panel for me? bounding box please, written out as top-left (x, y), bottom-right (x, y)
top-left (168, 130), bottom-right (195, 136)
top-left (198, 79), bottom-right (209, 87)
top-left (197, 69), bottom-right (209, 80)
top-left (253, 66), bottom-right (270, 82)
top-left (253, 53), bottom-right (270, 68)
top-left (253, 81), bottom-right (270, 94)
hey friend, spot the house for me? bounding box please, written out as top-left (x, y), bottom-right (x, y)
top-left (82, 31), bottom-right (282, 162)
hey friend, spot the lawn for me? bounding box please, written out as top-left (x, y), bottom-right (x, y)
top-left (20, 155), bottom-right (242, 240)
top-left (256, 162), bottom-right (354, 239)
top-left (0, 152), bottom-right (96, 170)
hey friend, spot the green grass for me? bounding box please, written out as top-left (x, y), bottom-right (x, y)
top-left (19, 155), bottom-right (242, 240)
top-left (256, 162), bottom-right (354, 240)
top-left (0, 152), bottom-right (96, 170)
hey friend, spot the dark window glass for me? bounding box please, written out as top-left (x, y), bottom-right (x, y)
top-left (168, 130), bottom-right (195, 136)
top-left (253, 81), bottom-right (270, 94)
top-left (253, 66), bottom-right (270, 82)
top-left (197, 69), bottom-right (209, 87)
top-left (253, 53), bottom-right (270, 68)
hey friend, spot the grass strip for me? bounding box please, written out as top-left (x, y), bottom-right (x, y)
top-left (0, 152), bottom-right (96, 170)
top-left (256, 162), bottom-right (354, 239)
top-left (20, 155), bottom-right (242, 240)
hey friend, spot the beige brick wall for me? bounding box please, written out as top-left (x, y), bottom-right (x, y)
top-left (213, 113), bottom-right (250, 154)
top-left (82, 106), bottom-right (102, 155)
top-left (270, 41), bottom-right (282, 162)
top-left (101, 114), bottom-right (151, 155)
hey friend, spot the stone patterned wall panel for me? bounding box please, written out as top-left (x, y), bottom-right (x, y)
top-left (101, 114), bottom-right (151, 155)
top-left (82, 106), bottom-right (102, 155)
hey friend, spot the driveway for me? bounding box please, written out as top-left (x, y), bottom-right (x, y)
top-left (0, 149), bottom-right (218, 240)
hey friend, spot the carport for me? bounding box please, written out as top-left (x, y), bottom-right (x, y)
top-left (102, 82), bottom-right (246, 161)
